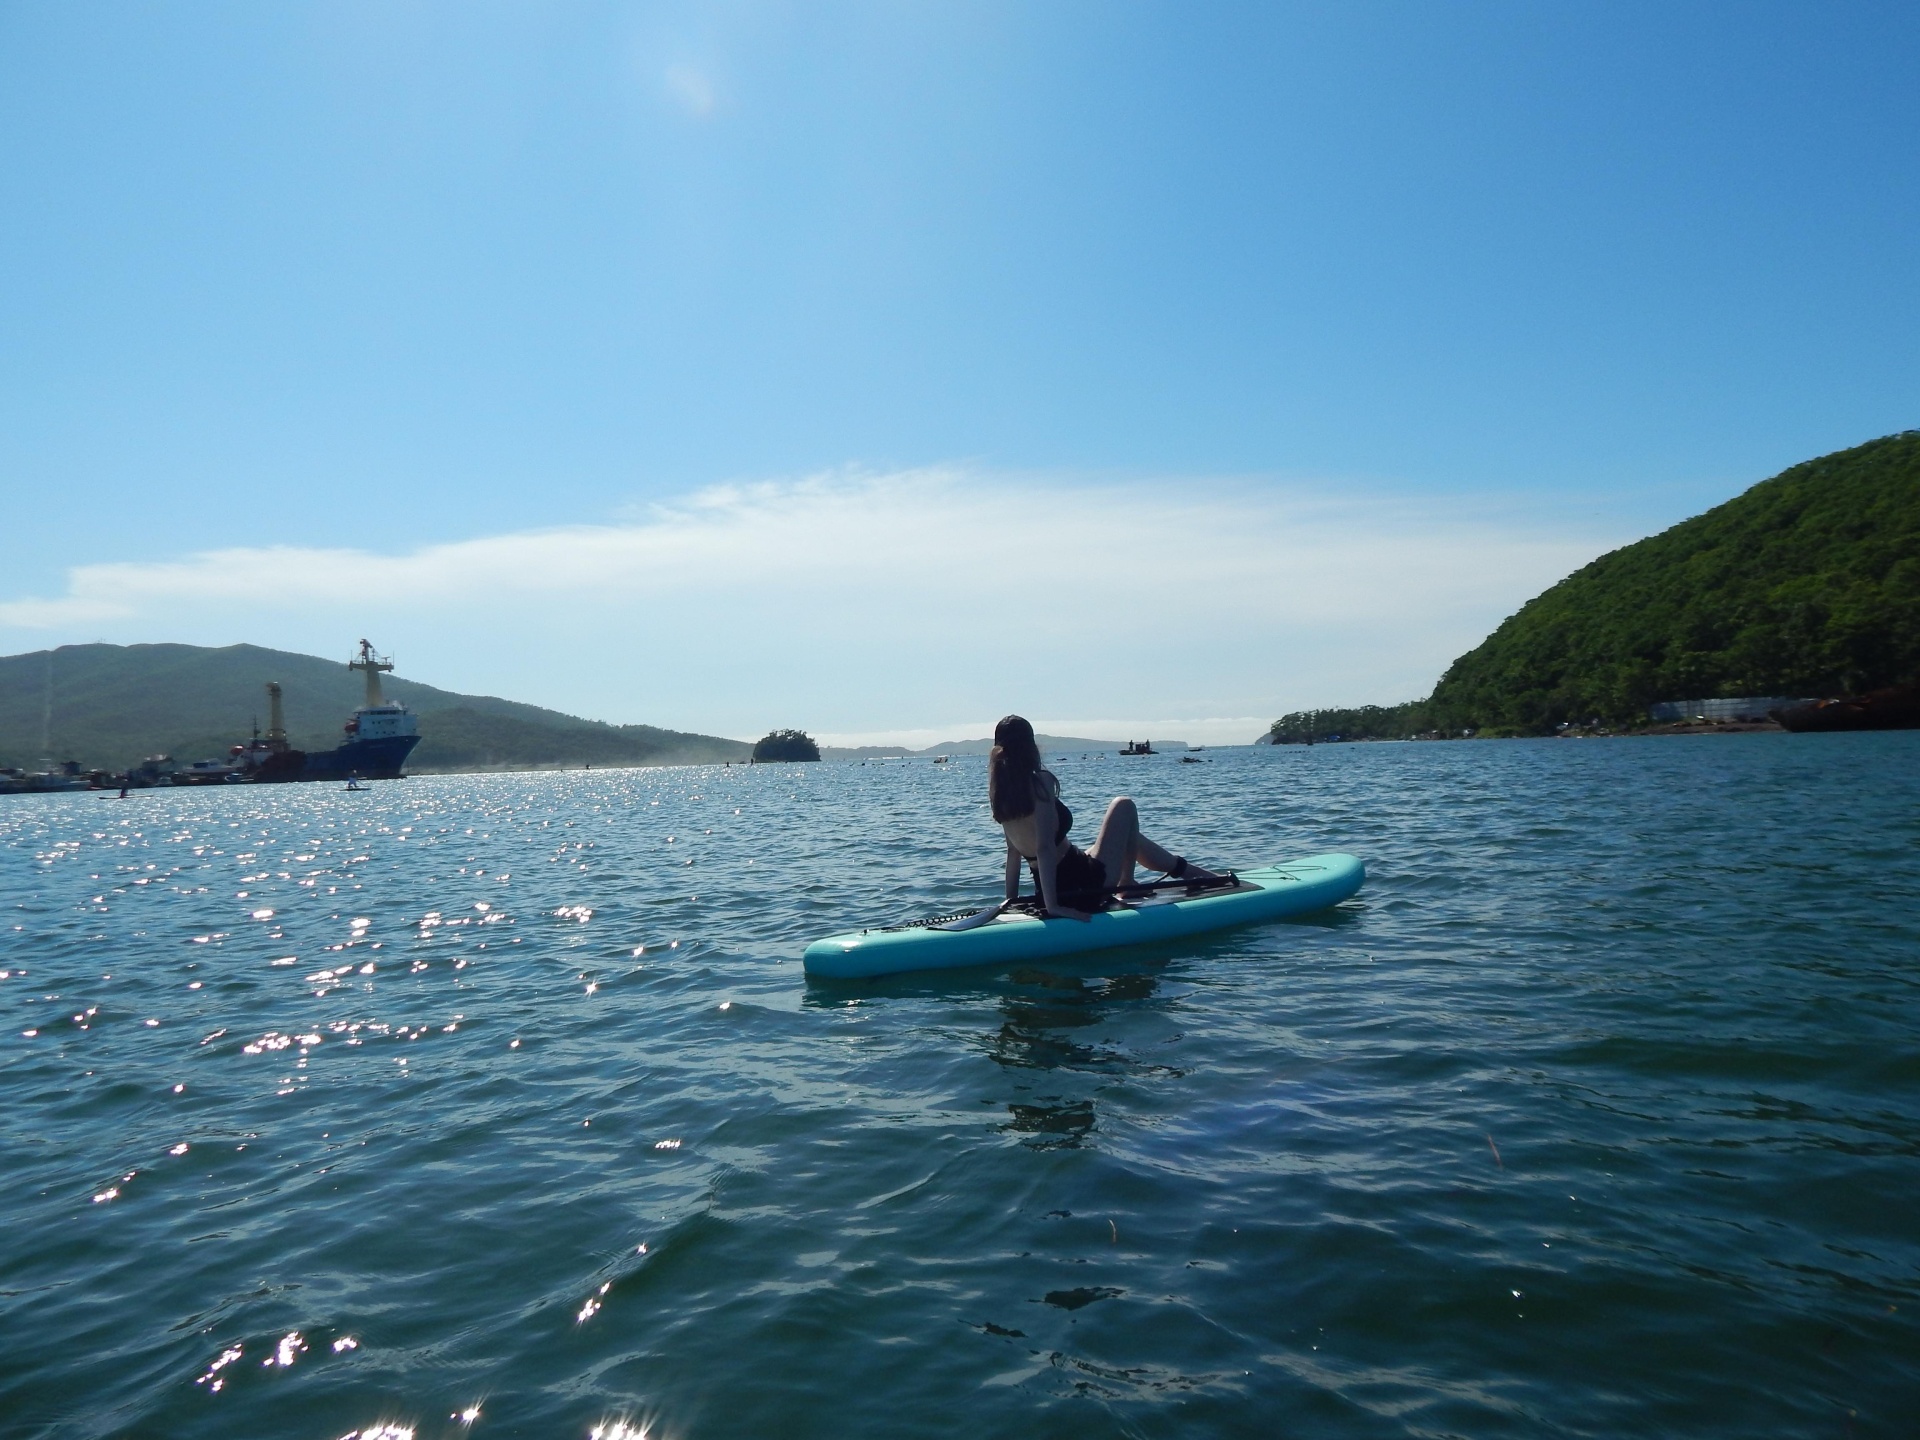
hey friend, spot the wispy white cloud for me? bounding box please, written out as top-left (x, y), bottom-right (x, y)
top-left (0, 467), bottom-right (1624, 735)
top-left (662, 62), bottom-right (718, 118)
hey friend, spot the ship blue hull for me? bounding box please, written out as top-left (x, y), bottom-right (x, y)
top-left (257, 734), bottom-right (420, 782)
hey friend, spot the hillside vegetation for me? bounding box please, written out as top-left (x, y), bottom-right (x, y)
top-left (1267, 705), bottom-right (1428, 744)
top-left (751, 728), bottom-right (821, 762)
top-left (1271, 432), bottom-right (1920, 740)
top-left (1429, 432), bottom-right (1919, 732)
top-left (0, 643), bottom-right (749, 771)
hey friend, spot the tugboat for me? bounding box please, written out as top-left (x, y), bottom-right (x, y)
top-left (252, 641), bottom-right (422, 782)
top-left (1772, 682), bottom-right (1920, 733)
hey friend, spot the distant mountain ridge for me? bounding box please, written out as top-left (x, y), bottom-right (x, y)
top-left (0, 642), bottom-right (749, 772)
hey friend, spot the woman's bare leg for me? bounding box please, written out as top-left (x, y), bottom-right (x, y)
top-left (1088, 797), bottom-right (1141, 886)
top-left (1088, 797), bottom-right (1218, 887)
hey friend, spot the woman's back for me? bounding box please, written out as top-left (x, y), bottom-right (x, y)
top-left (999, 768), bottom-right (1072, 859)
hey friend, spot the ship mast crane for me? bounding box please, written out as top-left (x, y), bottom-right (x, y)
top-left (264, 682), bottom-right (289, 752)
top-left (347, 639), bottom-right (395, 709)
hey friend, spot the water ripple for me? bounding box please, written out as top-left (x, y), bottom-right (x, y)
top-left (2, 736), bottom-right (1917, 1437)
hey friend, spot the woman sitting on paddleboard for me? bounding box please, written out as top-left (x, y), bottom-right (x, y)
top-left (989, 714), bottom-right (1217, 920)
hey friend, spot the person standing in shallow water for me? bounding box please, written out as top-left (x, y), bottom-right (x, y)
top-left (988, 714), bottom-right (1218, 920)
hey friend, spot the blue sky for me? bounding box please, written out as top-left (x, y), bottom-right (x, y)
top-left (2, 2), bottom-right (1916, 743)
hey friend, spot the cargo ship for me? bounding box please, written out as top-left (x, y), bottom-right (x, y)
top-left (247, 641), bottom-right (422, 782)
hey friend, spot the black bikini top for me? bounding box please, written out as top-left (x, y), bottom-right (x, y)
top-left (1038, 770), bottom-right (1072, 846)
top-left (1008, 770), bottom-right (1073, 858)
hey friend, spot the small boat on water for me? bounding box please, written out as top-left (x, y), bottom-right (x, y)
top-left (177, 759), bottom-right (245, 785)
top-left (1119, 740), bottom-right (1154, 756)
top-left (0, 764), bottom-right (91, 794)
top-left (1772, 683), bottom-right (1920, 733)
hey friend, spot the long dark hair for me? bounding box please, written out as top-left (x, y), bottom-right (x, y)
top-left (989, 714), bottom-right (1043, 822)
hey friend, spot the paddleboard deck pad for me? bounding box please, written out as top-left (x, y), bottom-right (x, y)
top-left (802, 852), bottom-right (1364, 979)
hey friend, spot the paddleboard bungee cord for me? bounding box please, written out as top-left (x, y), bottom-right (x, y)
top-left (883, 869), bottom-right (1246, 934)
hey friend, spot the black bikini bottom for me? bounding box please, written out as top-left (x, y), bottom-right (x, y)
top-left (1030, 845), bottom-right (1113, 910)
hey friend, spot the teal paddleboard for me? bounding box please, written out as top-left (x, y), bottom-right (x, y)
top-left (802, 852), bottom-right (1364, 980)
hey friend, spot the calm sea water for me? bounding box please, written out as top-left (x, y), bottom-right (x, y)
top-left (3, 735), bottom-right (1917, 1440)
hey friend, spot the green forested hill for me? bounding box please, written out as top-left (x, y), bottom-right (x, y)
top-left (0, 642), bottom-right (750, 771)
top-left (1424, 432), bottom-right (1920, 732)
